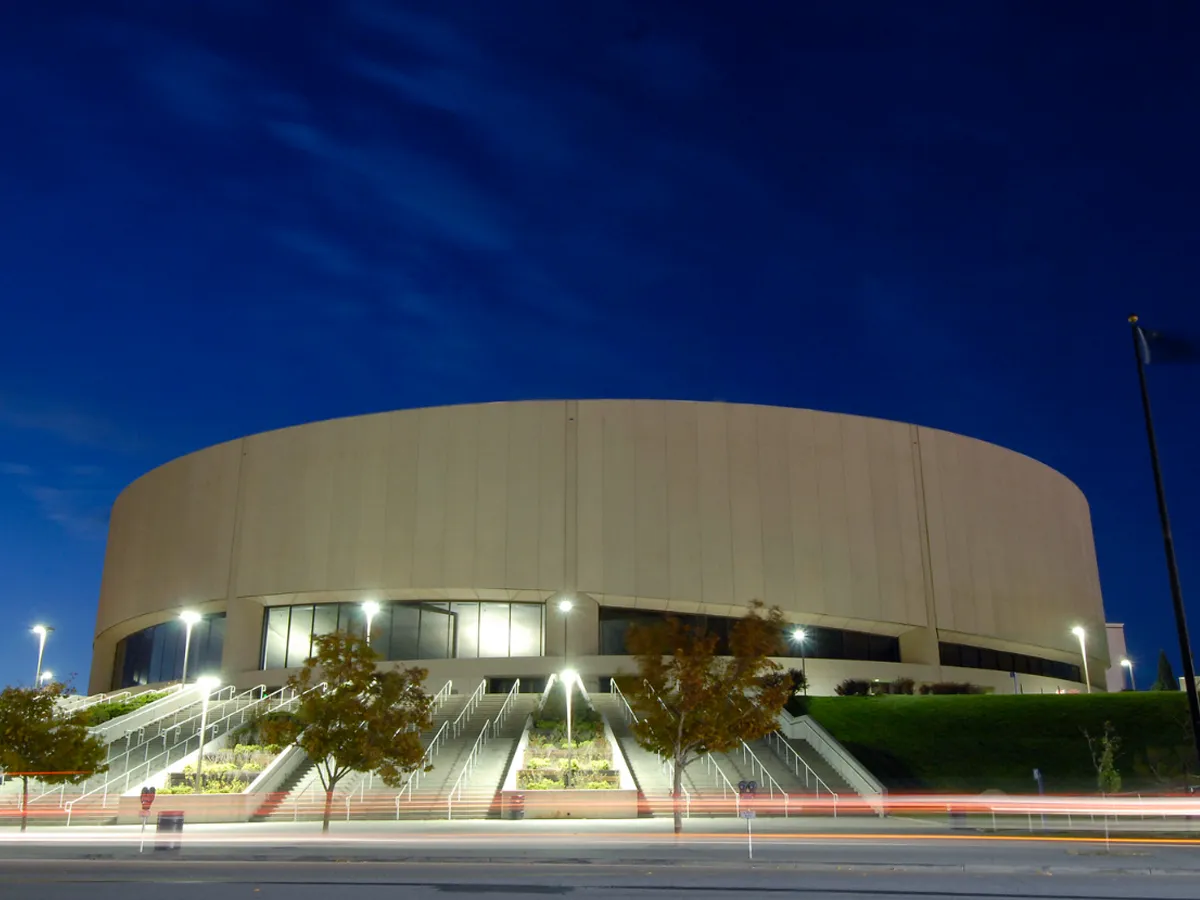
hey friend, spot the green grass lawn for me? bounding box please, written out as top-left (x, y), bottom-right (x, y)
top-left (804, 693), bottom-right (1197, 794)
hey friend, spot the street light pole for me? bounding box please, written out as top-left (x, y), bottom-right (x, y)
top-left (362, 601), bottom-right (381, 647)
top-left (1072, 627), bottom-right (1091, 693)
top-left (179, 611), bottom-right (202, 684)
top-left (1128, 315), bottom-right (1200, 764)
top-left (792, 628), bottom-right (808, 695)
top-left (31, 625), bottom-right (52, 688)
top-left (561, 669), bottom-right (577, 789)
top-left (193, 677), bottom-right (221, 794)
top-left (1121, 658), bottom-right (1136, 692)
top-left (558, 598), bottom-right (573, 665)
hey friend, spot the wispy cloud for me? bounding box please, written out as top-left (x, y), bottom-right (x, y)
top-left (0, 462), bottom-right (33, 477)
top-left (0, 395), bottom-right (136, 452)
top-left (23, 485), bottom-right (110, 540)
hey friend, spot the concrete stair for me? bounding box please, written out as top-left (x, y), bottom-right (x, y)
top-left (264, 691), bottom-right (536, 823)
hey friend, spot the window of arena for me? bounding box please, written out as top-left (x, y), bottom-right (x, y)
top-left (259, 600), bottom-right (545, 669)
top-left (111, 613), bottom-right (226, 689)
top-left (939, 642), bottom-right (1081, 681)
top-left (598, 607), bottom-right (900, 662)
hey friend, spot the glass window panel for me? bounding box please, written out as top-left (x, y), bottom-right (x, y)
top-left (509, 604), bottom-right (542, 657)
top-left (148, 624), bottom-right (166, 683)
top-left (286, 605), bottom-right (314, 667)
top-left (368, 603), bottom-right (392, 649)
top-left (311, 604), bottom-right (339, 650)
top-left (339, 604), bottom-right (367, 641)
top-left (842, 631), bottom-right (869, 661)
top-left (478, 603), bottom-right (511, 658)
top-left (198, 614), bottom-right (225, 676)
top-left (388, 604), bottom-right (420, 660)
top-left (263, 607), bottom-right (289, 670)
top-left (451, 602), bottom-right (479, 659)
top-left (418, 606), bottom-right (452, 659)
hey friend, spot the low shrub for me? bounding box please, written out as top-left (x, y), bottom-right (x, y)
top-left (920, 682), bottom-right (984, 695)
top-left (83, 691), bottom-right (168, 726)
top-left (835, 679), bottom-right (871, 697)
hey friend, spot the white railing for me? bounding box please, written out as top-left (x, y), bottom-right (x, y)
top-left (702, 752), bottom-right (740, 815)
top-left (767, 731), bottom-right (834, 800)
top-left (450, 679), bottom-right (486, 738)
top-left (779, 712), bottom-right (885, 816)
top-left (394, 720), bottom-right (449, 811)
top-left (430, 680), bottom-right (453, 713)
top-left (493, 679), bottom-right (521, 733)
top-left (610, 681), bottom-right (637, 724)
top-left (64, 685), bottom-right (298, 824)
top-left (447, 718), bottom-right (491, 819)
top-left (91, 683), bottom-right (192, 742)
top-left (733, 740), bottom-right (789, 817)
top-left (612, 681), bottom-right (692, 814)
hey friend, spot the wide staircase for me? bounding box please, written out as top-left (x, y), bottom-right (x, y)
top-left (260, 682), bottom-right (537, 823)
top-left (594, 689), bottom-right (860, 820)
top-left (51, 684), bottom-right (310, 825)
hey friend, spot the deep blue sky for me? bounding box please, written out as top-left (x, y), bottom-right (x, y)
top-left (1, 1), bottom-right (1197, 692)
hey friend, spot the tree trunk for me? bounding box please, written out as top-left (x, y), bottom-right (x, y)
top-left (672, 758), bottom-right (684, 835)
top-left (20, 777), bottom-right (28, 833)
top-left (322, 788), bottom-right (334, 833)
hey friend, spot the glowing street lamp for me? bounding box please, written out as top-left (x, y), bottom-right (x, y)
top-left (1121, 658), bottom-right (1136, 691)
top-left (558, 598), bottom-right (574, 663)
top-left (560, 669), bottom-right (578, 788)
top-left (179, 611), bottom-right (202, 684)
top-left (1071, 626), bottom-right (1091, 694)
top-left (791, 627), bottom-right (809, 695)
top-left (362, 601), bottom-right (381, 646)
top-left (193, 676), bottom-right (222, 794)
top-left (32, 625), bottom-right (53, 688)
top-left (39, 671), bottom-right (53, 687)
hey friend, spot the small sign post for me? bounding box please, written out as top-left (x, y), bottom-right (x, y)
top-left (738, 780), bottom-right (757, 860)
top-left (138, 787), bottom-right (156, 853)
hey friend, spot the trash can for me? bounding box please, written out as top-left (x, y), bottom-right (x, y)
top-left (948, 809), bottom-right (967, 830)
top-left (509, 793), bottom-right (525, 820)
top-left (155, 810), bottom-right (185, 851)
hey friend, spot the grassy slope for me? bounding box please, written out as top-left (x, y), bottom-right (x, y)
top-left (806, 693), bottom-right (1195, 793)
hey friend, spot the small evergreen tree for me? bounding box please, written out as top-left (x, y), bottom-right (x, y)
top-left (1151, 650), bottom-right (1179, 691)
top-left (1085, 721), bottom-right (1122, 795)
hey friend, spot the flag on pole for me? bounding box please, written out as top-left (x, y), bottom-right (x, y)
top-left (1133, 322), bottom-right (1198, 366)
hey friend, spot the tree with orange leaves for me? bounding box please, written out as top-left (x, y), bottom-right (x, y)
top-left (615, 602), bottom-right (792, 834)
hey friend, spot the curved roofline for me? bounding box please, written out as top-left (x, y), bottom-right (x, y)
top-left (113, 399), bottom-right (1089, 507)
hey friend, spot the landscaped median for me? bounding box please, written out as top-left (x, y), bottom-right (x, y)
top-left (500, 679), bottom-right (638, 818)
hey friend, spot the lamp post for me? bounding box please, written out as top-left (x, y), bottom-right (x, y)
top-left (362, 601), bottom-right (381, 647)
top-left (179, 611), bottom-right (202, 684)
top-left (560, 669), bottom-right (577, 788)
top-left (558, 598), bottom-right (574, 663)
top-left (193, 676), bottom-right (221, 794)
top-left (31, 625), bottom-right (52, 688)
top-left (791, 627), bottom-right (808, 695)
top-left (1071, 626), bottom-right (1091, 694)
top-left (1121, 658), bottom-right (1136, 691)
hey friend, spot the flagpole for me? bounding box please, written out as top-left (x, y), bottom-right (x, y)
top-left (1129, 314), bottom-right (1200, 765)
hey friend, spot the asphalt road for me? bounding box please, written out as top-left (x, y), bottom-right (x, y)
top-left (0, 859), bottom-right (1198, 900)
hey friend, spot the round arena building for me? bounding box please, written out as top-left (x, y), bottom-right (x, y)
top-left (89, 400), bottom-right (1107, 696)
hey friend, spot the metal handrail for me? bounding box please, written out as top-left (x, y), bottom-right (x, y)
top-left (430, 680), bottom-right (453, 713)
top-left (735, 740), bottom-right (789, 816)
top-left (767, 731), bottom-right (832, 795)
top-left (447, 718), bottom-right (491, 819)
top-left (493, 679), bottom-right (521, 733)
top-left (394, 720), bottom-right (449, 808)
top-left (703, 752), bottom-right (739, 803)
top-left (64, 685), bottom-right (298, 823)
top-left (451, 679), bottom-right (486, 738)
top-left (610, 683), bottom-right (690, 814)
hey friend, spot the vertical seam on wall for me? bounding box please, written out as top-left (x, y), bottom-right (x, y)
top-left (224, 437), bottom-right (248, 604)
top-left (410, 410), bottom-right (423, 590)
top-left (381, 415), bottom-right (395, 595)
top-left (754, 407), bottom-right (766, 607)
top-left (694, 402), bottom-right (704, 610)
top-left (911, 425), bottom-right (940, 653)
top-left (725, 403), bottom-right (736, 609)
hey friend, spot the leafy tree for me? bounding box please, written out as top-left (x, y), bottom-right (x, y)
top-left (261, 631), bottom-right (433, 832)
top-left (1084, 720), bottom-right (1122, 795)
top-left (0, 683), bottom-right (107, 831)
top-left (615, 602), bottom-right (792, 834)
top-left (1151, 650), bottom-right (1179, 691)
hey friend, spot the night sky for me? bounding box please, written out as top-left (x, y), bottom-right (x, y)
top-left (1, 2), bottom-right (1197, 692)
